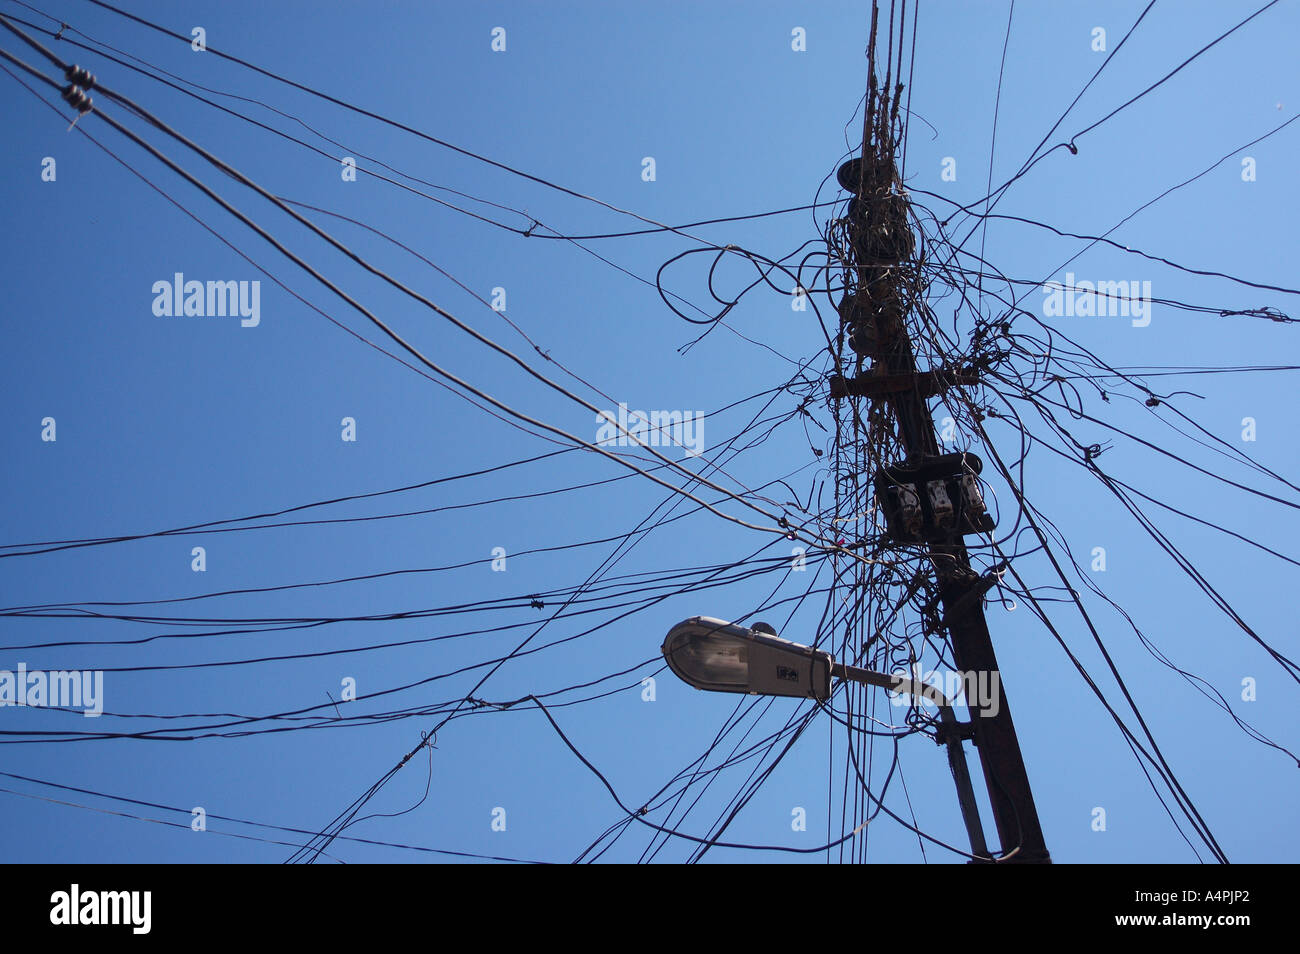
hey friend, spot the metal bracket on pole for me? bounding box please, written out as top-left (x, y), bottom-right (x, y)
top-left (933, 718), bottom-right (977, 746)
top-left (828, 367), bottom-right (981, 401)
top-left (836, 663), bottom-right (991, 861)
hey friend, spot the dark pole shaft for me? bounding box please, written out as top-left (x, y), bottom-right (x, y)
top-left (839, 154), bottom-right (1051, 862)
top-left (935, 569), bottom-right (1049, 862)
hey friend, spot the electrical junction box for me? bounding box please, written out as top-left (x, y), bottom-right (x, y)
top-left (873, 452), bottom-right (995, 543)
top-left (876, 481), bottom-right (922, 539)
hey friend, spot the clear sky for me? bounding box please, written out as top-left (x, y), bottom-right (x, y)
top-left (0, 0), bottom-right (1296, 863)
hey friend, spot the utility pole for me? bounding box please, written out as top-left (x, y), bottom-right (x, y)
top-left (828, 73), bottom-right (1051, 863)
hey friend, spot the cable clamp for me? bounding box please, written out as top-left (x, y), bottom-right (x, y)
top-left (64, 64), bottom-right (96, 90)
top-left (934, 719), bottom-right (976, 745)
top-left (61, 83), bottom-right (93, 115)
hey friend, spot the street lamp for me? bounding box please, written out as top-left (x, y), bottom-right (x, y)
top-left (662, 616), bottom-right (991, 861)
top-left (662, 616), bottom-right (833, 700)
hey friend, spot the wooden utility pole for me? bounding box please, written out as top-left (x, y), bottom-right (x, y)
top-left (831, 89), bottom-right (1051, 862)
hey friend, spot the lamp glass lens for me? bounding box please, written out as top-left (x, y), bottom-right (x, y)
top-left (671, 632), bottom-right (748, 686)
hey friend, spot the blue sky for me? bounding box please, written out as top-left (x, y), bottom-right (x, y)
top-left (0, 0), bottom-right (1296, 863)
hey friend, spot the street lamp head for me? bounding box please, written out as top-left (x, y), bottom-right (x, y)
top-left (661, 617), bottom-right (833, 701)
